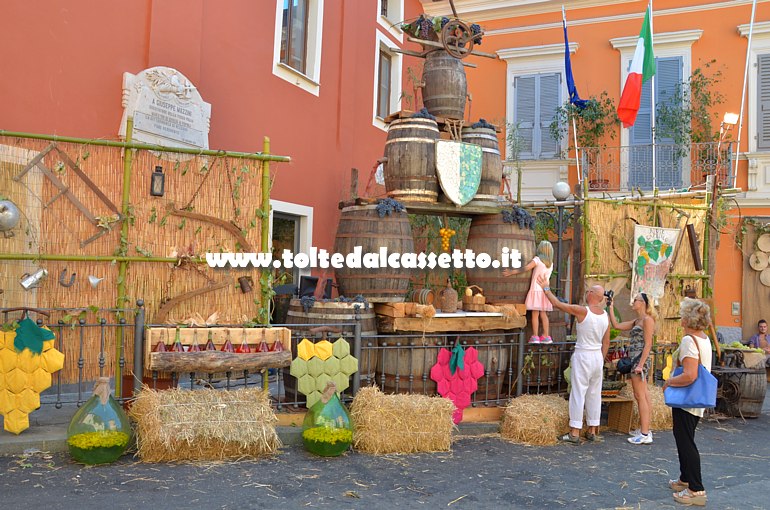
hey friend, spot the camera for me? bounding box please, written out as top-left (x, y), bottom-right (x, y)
top-left (604, 290), bottom-right (614, 305)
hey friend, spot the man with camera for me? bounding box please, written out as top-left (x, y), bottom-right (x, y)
top-left (537, 275), bottom-right (610, 444)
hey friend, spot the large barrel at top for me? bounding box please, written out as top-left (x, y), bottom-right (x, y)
top-left (465, 214), bottom-right (537, 304)
top-left (461, 126), bottom-right (503, 203)
top-left (333, 205), bottom-right (415, 302)
top-left (422, 50), bottom-right (467, 120)
top-left (384, 118), bottom-right (439, 203)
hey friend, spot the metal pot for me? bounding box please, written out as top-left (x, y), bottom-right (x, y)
top-left (20, 268), bottom-right (48, 290)
top-left (0, 200), bottom-right (21, 232)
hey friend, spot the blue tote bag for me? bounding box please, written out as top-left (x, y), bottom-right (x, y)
top-left (664, 336), bottom-right (717, 409)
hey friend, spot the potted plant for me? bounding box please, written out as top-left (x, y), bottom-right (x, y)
top-left (549, 92), bottom-right (619, 190)
top-left (656, 60), bottom-right (727, 168)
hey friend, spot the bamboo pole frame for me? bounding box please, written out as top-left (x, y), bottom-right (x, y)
top-left (0, 130), bottom-right (291, 163)
top-left (114, 117), bottom-right (135, 397)
top-left (1, 128), bottom-right (290, 384)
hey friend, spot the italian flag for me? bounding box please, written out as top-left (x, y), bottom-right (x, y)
top-left (617, 6), bottom-right (655, 128)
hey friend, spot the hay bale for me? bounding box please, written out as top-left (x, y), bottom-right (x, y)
top-left (128, 387), bottom-right (281, 462)
top-left (619, 381), bottom-right (673, 431)
top-left (500, 394), bottom-right (570, 446)
top-left (350, 386), bottom-right (455, 454)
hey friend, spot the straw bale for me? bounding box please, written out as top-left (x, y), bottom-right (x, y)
top-left (500, 394), bottom-right (570, 446)
top-left (618, 381), bottom-right (673, 431)
top-left (128, 386), bottom-right (281, 462)
top-left (350, 386), bottom-right (455, 454)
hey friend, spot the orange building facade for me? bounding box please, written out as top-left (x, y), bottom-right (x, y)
top-left (1, 0), bottom-right (768, 339)
top-left (418, 0), bottom-right (770, 340)
top-left (0, 0), bottom-right (425, 296)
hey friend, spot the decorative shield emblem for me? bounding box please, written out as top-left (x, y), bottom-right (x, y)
top-left (435, 140), bottom-right (482, 206)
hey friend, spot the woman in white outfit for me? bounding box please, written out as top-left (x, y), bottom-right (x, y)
top-left (538, 276), bottom-right (610, 444)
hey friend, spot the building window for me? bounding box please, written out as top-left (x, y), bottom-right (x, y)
top-left (757, 53), bottom-right (770, 150)
top-left (377, 0), bottom-right (403, 42)
top-left (280, 0), bottom-right (309, 74)
top-left (373, 33), bottom-right (402, 130)
top-left (377, 50), bottom-right (392, 119)
top-left (272, 0), bottom-right (324, 96)
top-left (270, 200), bottom-right (313, 286)
top-left (513, 73), bottom-right (560, 159)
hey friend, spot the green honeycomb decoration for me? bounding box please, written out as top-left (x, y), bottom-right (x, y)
top-left (315, 373), bottom-right (332, 393)
top-left (332, 372), bottom-right (350, 393)
top-left (289, 357), bottom-right (308, 379)
top-left (339, 355), bottom-right (359, 376)
top-left (297, 374), bottom-right (316, 396)
top-left (323, 356), bottom-right (340, 376)
top-left (307, 357), bottom-right (325, 378)
top-left (332, 337), bottom-right (350, 358)
top-left (290, 337), bottom-right (358, 408)
top-left (306, 391), bottom-right (322, 409)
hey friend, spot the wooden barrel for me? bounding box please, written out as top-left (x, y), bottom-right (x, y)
top-left (464, 331), bottom-right (514, 400)
top-left (737, 368), bottom-right (766, 418)
top-left (410, 288), bottom-right (435, 305)
top-left (461, 126), bottom-right (503, 203)
top-left (284, 299), bottom-right (379, 403)
top-left (383, 118), bottom-right (439, 202)
top-left (422, 50), bottom-right (467, 120)
top-left (333, 205), bottom-right (415, 302)
top-left (377, 335), bottom-right (447, 395)
top-left (465, 214), bottom-right (537, 304)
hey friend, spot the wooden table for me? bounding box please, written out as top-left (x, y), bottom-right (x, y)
top-left (376, 311), bottom-right (526, 333)
top-left (603, 396), bottom-right (635, 433)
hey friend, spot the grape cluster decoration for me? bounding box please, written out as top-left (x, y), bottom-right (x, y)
top-left (470, 24), bottom-right (483, 45)
top-left (470, 118), bottom-right (495, 130)
top-left (376, 198), bottom-right (406, 218)
top-left (439, 227), bottom-right (456, 252)
top-left (335, 295), bottom-right (370, 311)
top-left (300, 296), bottom-right (316, 313)
top-left (412, 108), bottom-right (437, 121)
top-left (502, 206), bottom-right (535, 230)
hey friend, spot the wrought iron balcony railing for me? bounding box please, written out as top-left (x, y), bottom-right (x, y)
top-left (581, 142), bottom-right (734, 193)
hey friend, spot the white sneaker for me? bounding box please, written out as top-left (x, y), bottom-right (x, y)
top-left (629, 428), bottom-right (641, 437)
top-left (628, 433), bottom-right (653, 445)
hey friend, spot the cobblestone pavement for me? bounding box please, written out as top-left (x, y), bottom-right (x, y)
top-left (1, 408), bottom-right (768, 509)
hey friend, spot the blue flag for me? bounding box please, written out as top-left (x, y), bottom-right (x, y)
top-left (563, 14), bottom-right (588, 109)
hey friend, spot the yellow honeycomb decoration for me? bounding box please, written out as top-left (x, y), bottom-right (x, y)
top-left (0, 331), bottom-right (64, 434)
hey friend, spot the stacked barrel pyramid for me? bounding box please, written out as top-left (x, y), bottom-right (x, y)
top-left (0, 330), bottom-right (65, 434)
top-left (289, 338), bottom-right (358, 408)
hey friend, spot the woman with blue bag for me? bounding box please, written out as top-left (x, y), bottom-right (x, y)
top-left (662, 298), bottom-right (717, 507)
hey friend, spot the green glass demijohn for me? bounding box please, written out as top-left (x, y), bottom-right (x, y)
top-left (301, 381), bottom-right (353, 457)
top-left (67, 377), bottom-right (132, 465)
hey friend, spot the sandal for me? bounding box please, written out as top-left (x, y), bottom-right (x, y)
top-left (673, 488), bottom-right (707, 506)
top-left (669, 479), bottom-right (689, 491)
top-left (558, 433), bottom-right (580, 444)
top-left (585, 432), bottom-right (604, 443)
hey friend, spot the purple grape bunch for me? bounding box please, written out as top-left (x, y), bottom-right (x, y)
top-left (471, 118), bottom-right (495, 130)
top-left (412, 107), bottom-right (437, 121)
top-left (419, 16), bottom-right (433, 39)
top-left (502, 206), bottom-right (535, 230)
top-left (376, 198), bottom-right (406, 218)
top-left (471, 23), bottom-right (483, 46)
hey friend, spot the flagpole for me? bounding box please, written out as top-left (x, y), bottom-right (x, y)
top-left (563, 6), bottom-right (583, 188)
top-left (649, 1), bottom-right (657, 193)
top-left (735, 0), bottom-right (757, 182)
